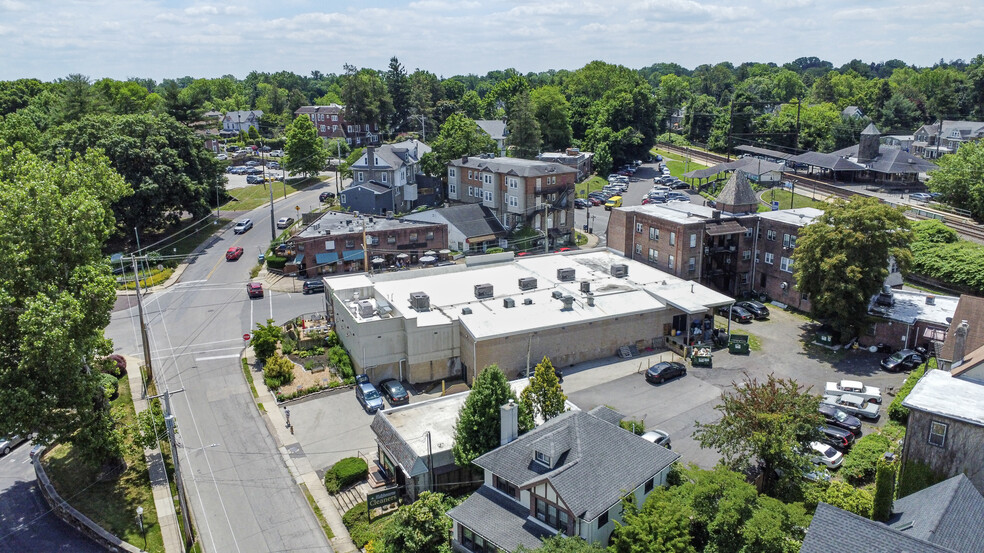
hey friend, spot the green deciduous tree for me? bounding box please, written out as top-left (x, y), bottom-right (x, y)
top-left (341, 65), bottom-right (394, 133)
top-left (284, 114), bottom-right (329, 178)
top-left (381, 491), bottom-right (456, 553)
top-left (0, 147), bottom-right (131, 465)
top-left (452, 365), bottom-right (529, 467)
top-left (610, 488), bottom-right (696, 553)
top-left (928, 140), bottom-right (984, 220)
top-left (530, 85), bottom-right (572, 151)
top-left (250, 318), bottom-right (282, 361)
top-left (516, 535), bottom-right (606, 553)
top-left (692, 374), bottom-right (823, 497)
top-left (507, 89), bottom-right (541, 159)
top-left (793, 197), bottom-right (913, 336)
top-left (426, 113), bottom-right (497, 176)
top-left (519, 356), bottom-right (567, 423)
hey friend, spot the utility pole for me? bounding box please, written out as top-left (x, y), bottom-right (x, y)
top-left (726, 102), bottom-right (735, 160)
top-left (335, 139), bottom-right (342, 197)
top-left (267, 146), bottom-right (276, 241)
top-left (543, 203), bottom-right (549, 254)
top-left (362, 216), bottom-right (369, 274)
top-left (154, 388), bottom-right (193, 549)
top-left (935, 118), bottom-right (943, 159)
top-left (130, 255), bottom-right (153, 392)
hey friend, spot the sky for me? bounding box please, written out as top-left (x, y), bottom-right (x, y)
top-left (1, 0), bottom-right (981, 82)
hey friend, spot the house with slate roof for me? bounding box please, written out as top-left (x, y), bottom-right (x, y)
top-left (294, 103), bottom-right (381, 146)
top-left (406, 204), bottom-right (508, 253)
top-left (913, 120), bottom-right (984, 159)
top-left (348, 141), bottom-right (433, 213)
top-left (800, 474), bottom-right (984, 553)
top-left (476, 120), bottom-right (509, 157)
top-left (900, 370), bottom-right (984, 495)
top-left (831, 123), bottom-right (937, 185)
top-left (447, 405), bottom-right (679, 551)
top-left (222, 110), bottom-right (263, 134)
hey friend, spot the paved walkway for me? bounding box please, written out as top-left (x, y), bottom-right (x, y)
top-left (125, 355), bottom-right (185, 553)
top-left (243, 349), bottom-right (359, 553)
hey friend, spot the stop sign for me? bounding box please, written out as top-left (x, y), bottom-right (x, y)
top-left (243, 333), bottom-right (251, 341)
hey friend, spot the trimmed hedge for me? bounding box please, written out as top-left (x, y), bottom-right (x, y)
top-left (841, 433), bottom-right (891, 486)
top-left (265, 255), bottom-right (287, 270)
top-left (324, 457), bottom-right (368, 494)
top-left (888, 359), bottom-right (935, 423)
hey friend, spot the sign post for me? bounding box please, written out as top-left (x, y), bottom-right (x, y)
top-left (243, 333), bottom-right (251, 342)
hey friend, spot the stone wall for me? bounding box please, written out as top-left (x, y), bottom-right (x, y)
top-left (34, 452), bottom-right (143, 553)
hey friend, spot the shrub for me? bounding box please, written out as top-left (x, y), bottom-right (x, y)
top-left (324, 457), bottom-right (368, 494)
top-left (888, 360), bottom-right (934, 423)
top-left (263, 353), bottom-right (295, 389)
top-left (342, 502), bottom-right (374, 547)
top-left (841, 433), bottom-right (891, 485)
top-left (619, 419), bottom-right (645, 435)
top-left (98, 372), bottom-right (119, 399)
top-left (325, 330), bottom-right (340, 348)
top-left (872, 462), bottom-right (896, 521)
top-left (329, 345), bottom-right (353, 378)
top-left (822, 481), bottom-right (873, 518)
top-left (265, 255), bottom-right (287, 270)
top-left (485, 247), bottom-right (504, 254)
top-left (281, 337), bottom-right (297, 356)
top-left (98, 355), bottom-right (127, 378)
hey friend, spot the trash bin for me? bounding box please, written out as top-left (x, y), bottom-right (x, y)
top-left (729, 334), bottom-right (750, 355)
top-left (258, 253), bottom-right (266, 263)
top-left (691, 347), bottom-right (713, 367)
top-left (817, 332), bottom-right (833, 346)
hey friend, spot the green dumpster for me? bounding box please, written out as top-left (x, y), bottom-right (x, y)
top-left (691, 346), bottom-right (713, 367)
top-left (729, 334), bottom-right (750, 355)
top-left (817, 332), bottom-right (833, 346)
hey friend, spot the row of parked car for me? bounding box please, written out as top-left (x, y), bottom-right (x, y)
top-left (717, 300), bottom-right (770, 323)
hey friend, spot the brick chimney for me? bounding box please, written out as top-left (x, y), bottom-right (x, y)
top-left (367, 146), bottom-right (375, 169)
top-left (500, 400), bottom-right (518, 445)
top-left (953, 320), bottom-right (970, 366)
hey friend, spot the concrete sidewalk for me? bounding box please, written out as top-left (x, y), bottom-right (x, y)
top-left (242, 349), bottom-right (359, 553)
top-left (125, 356), bottom-right (185, 553)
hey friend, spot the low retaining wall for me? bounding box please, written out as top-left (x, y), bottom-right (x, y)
top-left (34, 453), bottom-right (144, 553)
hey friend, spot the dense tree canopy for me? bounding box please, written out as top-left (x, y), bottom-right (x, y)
top-left (928, 139), bottom-right (984, 220)
top-left (793, 197), bottom-right (913, 336)
top-left (284, 114), bottom-right (329, 178)
top-left (452, 365), bottom-right (531, 467)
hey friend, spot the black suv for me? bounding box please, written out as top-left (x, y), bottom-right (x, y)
top-left (302, 280), bottom-right (325, 294)
top-left (319, 191), bottom-right (336, 202)
top-left (880, 349), bottom-right (923, 372)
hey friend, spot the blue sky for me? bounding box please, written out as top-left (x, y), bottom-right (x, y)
top-left (0, 0), bottom-right (980, 82)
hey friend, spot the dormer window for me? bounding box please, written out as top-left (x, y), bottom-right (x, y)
top-left (534, 450), bottom-right (550, 467)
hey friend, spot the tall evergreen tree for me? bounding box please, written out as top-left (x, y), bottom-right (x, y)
top-left (385, 57), bottom-right (410, 132)
top-left (507, 89), bottom-right (541, 158)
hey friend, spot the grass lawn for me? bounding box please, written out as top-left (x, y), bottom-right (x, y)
top-left (652, 148), bottom-right (705, 178)
top-left (762, 189), bottom-right (828, 210)
top-left (714, 319), bottom-right (763, 351)
top-left (43, 377), bottom-right (165, 553)
top-left (222, 177), bottom-right (322, 212)
top-left (301, 483), bottom-right (334, 540)
top-left (575, 176), bottom-right (608, 197)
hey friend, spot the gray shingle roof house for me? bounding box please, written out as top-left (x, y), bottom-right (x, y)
top-left (714, 170), bottom-right (759, 215)
top-left (913, 120), bottom-right (984, 159)
top-left (447, 407), bottom-right (679, 551)
top-left (801, 474), bottom-right (984, 553)
top-left (404, 204), bottom-right (507, 252)
top-left (476, 119), bottom-right (509, 156)
top-left (222, 110), bottom-right (263, 134)
top-left (349, 141), bottom-right (434, 214)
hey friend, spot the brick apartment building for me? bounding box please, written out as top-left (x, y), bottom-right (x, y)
top-left (294, 104), bottom-right (381, 146)
top-left (283, 211), bottom-right (448, 278)
top-left (608, 171), bottom-right (819, 309)
top-left (446, 156), bottom-right (577, 248)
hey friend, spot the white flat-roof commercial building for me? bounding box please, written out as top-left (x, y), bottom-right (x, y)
top-left (324, 249), bottom-right (733, 385)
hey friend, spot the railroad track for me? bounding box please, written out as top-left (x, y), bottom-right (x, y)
top-left (656, 143), bottom-right (984, 243)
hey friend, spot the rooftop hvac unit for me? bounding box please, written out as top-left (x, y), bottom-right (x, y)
top-left (551, 290), bottom-right (564, 299)
top-left (357, 300), bottom-right (375, 318)
top-left (518, 277), bottom-right (538, 291)
top-left (474, 283), bottom-right (494, 299)
top-left (523, 298), bottom-right (533, 305)
top-left (561, 295), bottom-right (575, 311)
top-left (409, 292), bottom-right (430, 312)
top-left (610, 264), bottom-right (628, 278)
top-left (580, 281), bottom-right (591, 293)
top-left (557, 267), bottom-right (575, 281)
top-left (503, 298), bottom-right (516, 308)
top-left (461, 307), bottom-right (473, 315)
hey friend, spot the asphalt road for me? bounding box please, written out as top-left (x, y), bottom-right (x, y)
top-left (107, 180), bottom-right (339, 553)
top-left (0, 442), bottom-right (103, 553)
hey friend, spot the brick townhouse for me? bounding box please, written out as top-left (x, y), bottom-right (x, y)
top-left (447, 156), bottom-right (577, 249)
top-left (294, 104), bottom-right (381, 146)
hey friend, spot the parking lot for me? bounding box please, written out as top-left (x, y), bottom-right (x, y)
top-left (286, 307), bottom-right (910, 474)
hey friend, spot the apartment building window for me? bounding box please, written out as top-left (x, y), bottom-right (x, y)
top-left (409, 232), bottom-right (417, 242)
top-left (928, 421), bottom-right (948, 447)
top-left (668, 255), bottom-right (675, 270)
top-left (357, 172), bottom-right (364, 182)
top-left (509, 177), bottom-right (518, 189)
top-left (332, 115), bottom-right (338, 121)
top-left (347, 125), bottom-right (353, 132)
top-left (485, 174), bottom-right (493, 184)
top-left (484, 190), bottom-right (493, 203)
top-left (755, 250), bottom-right (760, 262)
top-left (387, 236), bottom-right (396, 244)
top-left (648, 249), bottom-right (657, 262)
top-left (785, 234), bottom-right (798, 248)
top-left (318, 113), bottom-right (324, 121)
top-left (690, 233), bottom-right (697, 248)
top-left (449, 168), bottom-right (456, 178)
top-left (468, 170), bottom-right (473, 179)
top-left (636, 222), bottom-right (643, 233)
top-left (741, 272), bottom-right (749, 284)
top-left (560, 210), bottom-right (567, 225)
top-left (742, 250), bottom-right (751, 261)
top-left (688, 257), bottom-right (696, 272)
top-left (745, 227), bottom-right (753, 238)
top-left (468, 186), bottom-right (474, 197)
top-left (767, 229), bottom-right (777, 241)
top-left (764, 252), bottom-right (774, 265)
top-left (333, 124), bottom-right (338, 131)
top-left (669, 232), bottom-right (676, 246)
top-left (780, 256), bottom-right (794, 273)
top-left (427, 231), bottom-right (434, 240)
top-left (449, 183), bottom-right (457, 195)
top-left (369, 236), bottom-right (379, 246)
top-left (346, 240), bottom-right (355, 248)
top-left (650, 227), bottom-right (659, 240)
top-left (509, 195), bottom-right (518, 207)
top-left (381, 173), bottom-right (387, 183)
top-left (320, 125), bottom-right (326, 132)
top-left (635, 244), bottom-right (643, 255)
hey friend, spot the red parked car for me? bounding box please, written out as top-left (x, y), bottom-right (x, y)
top-left (226, 247), bottom-right (244, 261)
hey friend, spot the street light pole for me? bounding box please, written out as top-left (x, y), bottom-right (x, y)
top-left (335, 139), bottom-right (342, 197)
top-left (136, 506), bottom-right (145, 549)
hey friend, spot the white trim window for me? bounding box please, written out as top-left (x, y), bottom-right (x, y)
top-left (449, 183), bottom-right (457, 195)
top-left (635, 244), bottom-right (643, 254)
top-left (636, 222), bottom-right (643, 233)
top-left (743, 250), bottom-right (751, 261)
top-left (650, 227), bottom-right (659, 240)
top-left (449, 168), bottom-right (456, 178)
top-left (690, 233), bottom-right (697, 248)
top-left (688, 257), bottom-right (696, 272)
top-left (381, 173), bottom-right (388, 183)
top-left (669, 232), bottom-right (676, 246)
top-left (780, 256), bottom-right (794, 273)
top-left (508, 177), bottom-right (519, 189)
top-left (764, 252), bottom-right (774, 265)
top-left (484, 190), bottom-right (493, 203)
top-left (648, 249), bottom-right (657, 262)
top-left (357, 172), bottom-right (365, 183)
top-left (767, 229), bottom-right (777, 241)
top-left (668, 255), bottom-right (675, 270)
top-left (468, 186), bottom-right (474, 197)
top-left (508, 195), bottom-right (518, 207)
top-left (928, 421), bottom-right (948, 447)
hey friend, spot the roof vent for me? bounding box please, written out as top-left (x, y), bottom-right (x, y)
top-left (926, 295), bottom-right (936, 305)
top-left (551, 290), bottom-right (564, 300)
top-left (586, 293), bottom-right (595, 307)
top-left (503, 298), bottom-right (516, 308)
top-left (557, 267), bottom-right (575, 281)
top-left (580, 281), bottom-right (591, 293)
top-left (474, 283), bottom-right (494, 299)
top-left (523, 298), bottom-right (533, 305)
top-left (461, 307), bottom-right (472, 315)
top-left (518, 277), bottom-right (538, 291)
top-left (560, 295), bottom-right (575, 311)
top-left (357, 300), bottom-right (375, 318)
top-left (409, 292), bottom-right (430, 312)
top-left (611, 263), bottom-right (629, 278)
top-left (876, 285), bottom-right (894, 307)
